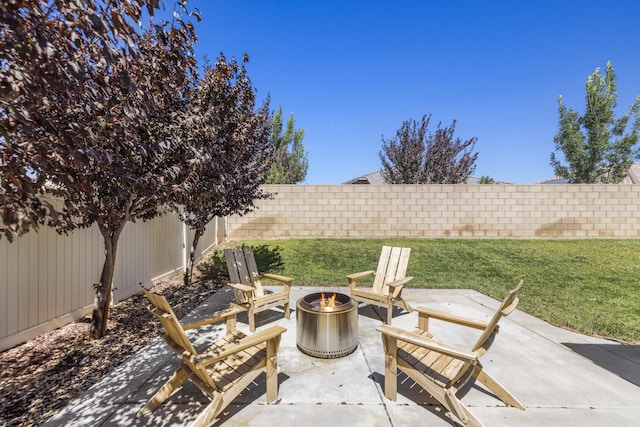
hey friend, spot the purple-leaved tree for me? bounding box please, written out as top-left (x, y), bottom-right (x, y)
top-left (175, 54), bottom-right (272, 286)
top-left (379, 114), bottom-right (478, 184)
top-left (0, 0), bottom-right (199, 338)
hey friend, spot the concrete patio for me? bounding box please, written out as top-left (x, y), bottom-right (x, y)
top-left (45, 286), bottom-right (640, 426)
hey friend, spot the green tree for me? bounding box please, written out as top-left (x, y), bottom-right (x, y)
top-left (478, 176), bottom-right (495, 184)
top-left (551, 61), bottom-right (640, 183)
top-left (266, 107), bottom-right (308, 183)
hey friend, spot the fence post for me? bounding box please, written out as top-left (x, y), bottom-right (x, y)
top-left (182, 222), bottom-right (187, 273)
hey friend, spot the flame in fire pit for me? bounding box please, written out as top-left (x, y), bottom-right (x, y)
top-left (319, 292), bottom-right (337, 307)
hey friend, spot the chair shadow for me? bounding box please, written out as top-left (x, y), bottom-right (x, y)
top-left (370, 364), bottom-right (509, 427)
top-left (357, 304), bottom-right (412, 324)
top-left (209, 244), bottom-right (285, 278)
top-left (369, 371), bottom-right (464, 426)
top-left (236, 307), bottom-right (290, 330)
top-left (563, 343), bottom-right (640, 387)
top-left (212, 372), bottom-right (291, 426)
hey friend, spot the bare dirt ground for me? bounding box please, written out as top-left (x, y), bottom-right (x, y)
top-left (0, 263), bottom-right (224, 426)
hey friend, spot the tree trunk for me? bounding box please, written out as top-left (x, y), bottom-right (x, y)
top-left (90, 224), bottom-right (124, 339)
top-left (184, 226), bottom-right (203, 287)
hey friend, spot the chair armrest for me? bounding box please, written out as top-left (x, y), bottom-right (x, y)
top-left (346, 270), bottom-right (375, 289)
top-left (415, 306), bottom-right (489, 330)
top-left (261, 273), bottom-right (294, 285)
top-left (194, 325), bottom-right (287, 366)
top-left (225, 282), bottom-right (255, 293)
top-left (386, 276), bottom-right (413, 298)
top-left (346, 270), bottom-right (375, 280)
top-left (386, 276), bottom-right (413, 290)
top-left (182, 307), bottom-right (245, 330)
top-left (377, 325), bottom-right (478, 363)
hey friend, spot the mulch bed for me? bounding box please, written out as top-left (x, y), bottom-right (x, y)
top-left (0, 265), bottom-right (224, 426)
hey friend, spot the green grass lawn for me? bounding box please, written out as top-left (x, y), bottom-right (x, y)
top-left (210, 238), bottom-right (640, 344)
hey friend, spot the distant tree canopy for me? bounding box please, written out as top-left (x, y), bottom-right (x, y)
top-left (266, 107), bottom-right (308, 184)
top-left (551, 61), bottom-right (640, 183)
top-left (379, 115), bottom-right (478, 184)
top-left (478, 176), bottom-right (495, 184)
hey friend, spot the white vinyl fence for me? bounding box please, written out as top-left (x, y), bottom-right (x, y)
top-left (0, 213), bottom-right (224, 351)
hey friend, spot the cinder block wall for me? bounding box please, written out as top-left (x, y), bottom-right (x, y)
top-left (227, 184), bottom-right (640, 239)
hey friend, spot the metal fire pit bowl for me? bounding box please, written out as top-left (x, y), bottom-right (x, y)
top-left (296, 292), bottom-right (358, 358)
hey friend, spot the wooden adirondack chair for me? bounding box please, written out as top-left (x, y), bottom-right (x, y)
top-left (347, 246), bottom-right (414, 324)
top-left (224, 247), bottom-right (292, 332)
top-left (377, 280), bottom-right (525, 427)
top-left (138, 288), bottom-right (286, 427)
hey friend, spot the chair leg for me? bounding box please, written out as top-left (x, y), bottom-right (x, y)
top-left (248, 306), bottom-right (256, 332)
top-left (381, 334), bottom-right (398, 400)
top-left (395, 298), bottom-right (413, 313)
top-left (266, 336), bottom-right (280, 403)
top-left (283, 299), bottom-right (291, 320)
top-left (387, 299), bottom-right (413, 325)
top-left (385, 295), bottom-right (394, 324)
top-left (472, 365), bottom-right (524, 410)
top-left (443, 388), bottom-right (485, 427)
top-left (191, 394), bottom-right (223, 427)
top-left (414, 381), bottom-right (485, 427)
top-left (137, 366), bottom-right (190, 417)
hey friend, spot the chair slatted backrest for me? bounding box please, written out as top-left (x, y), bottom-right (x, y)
top-left (142, 288), bottom-right (198, 356)
top-left (224, 247), bottom-right (265, 302)
top-left (372, 246), bottom-right (411, 296)
top-left (471, 280), bottom-right (524, 354)
top-left (142, 288), bottom-right (220, 391)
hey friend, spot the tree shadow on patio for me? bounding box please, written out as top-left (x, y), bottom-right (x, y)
top-left (209, 244), bottom-right (285, 280)
top-left (563, 343), bottom-right (640, 387)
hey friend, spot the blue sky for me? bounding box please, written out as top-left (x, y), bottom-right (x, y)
top-left (173, 1), bottom-right (640, 184)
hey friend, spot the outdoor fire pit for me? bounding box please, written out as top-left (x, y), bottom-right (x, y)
top-left (296, 292), bottom-right (358, 358)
